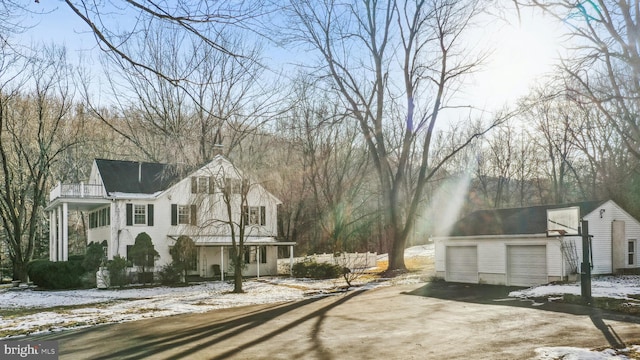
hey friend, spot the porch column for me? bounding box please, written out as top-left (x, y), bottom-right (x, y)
top-left (49, 210), bottom-right (56, 261)
top-left (289, 245), bottom-right (294, 277)
top-left (62, 202), bottom-right (69, 261)
top-left (220, 246), bottom-right (224, 282)
top-left (256, 246), bottom-right (260, 279)
top-left (57, 205), bottom-right (63, 262)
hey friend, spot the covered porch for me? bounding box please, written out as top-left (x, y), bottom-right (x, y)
top-left (46, 182), bottom-right (110, 261)
top-left (171, 236), bottom-right (295, 281)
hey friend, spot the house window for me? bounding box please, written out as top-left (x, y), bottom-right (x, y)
top-left (134, 205), bottom-right (146, 225)
top-left (243, 246), bottom-right (267, 264)
top-left (171, 204), bottom-right (197, 226)
top-left (225, 178), bottom-right (241, 194)
top-left (243, 206), bottom-right (267, 226)
top-left (100, 207), bottom-right (110, 227)
top-left (198, 177), bottom-right (209, 193)
top-left (101, 240), bottom-right (108, 258)
top-left (89, 207), bottom-right (110, 229)
top-left (89, 212), bottom-right (97, 229)
top-left (178, 205), bottom-right (190, 224)
top-left (191, 176), bottom-right (213, 194)
top-left (629, 240), bottom-right (636, 266)
top-left (244, 246), bottom-right (255, 264)
top-left (260, 246), bottom-right (267, 264)
top-left (126, 204), bottom-right (153, 226)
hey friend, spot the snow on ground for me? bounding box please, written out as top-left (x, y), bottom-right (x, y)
top-left (509, 275), bottom-right (640, 301)
top-left (376, 243), bottom-right (434, 261)
top-left (534, 346), bottom-right (640, 360)
top-left (1, 243), bottom-right (639, 359)
top-left (0, 279), bottom-right (337, 338)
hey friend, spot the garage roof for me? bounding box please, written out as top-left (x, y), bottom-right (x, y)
top-left (450, 200), bottom-right (606, 236)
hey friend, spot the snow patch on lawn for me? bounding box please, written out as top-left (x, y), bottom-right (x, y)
top-left (0, 281), bottom-right (310, 338)
top-left (509, 276), bottom-right (640, 301)
top-left (534, 345), bottom-right (640, 360)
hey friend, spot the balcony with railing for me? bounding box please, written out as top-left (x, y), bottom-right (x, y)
top-left (49, 182), bottom-right (107, 202)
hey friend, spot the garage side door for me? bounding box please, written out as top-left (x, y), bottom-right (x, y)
top-left (446, 246), bottom-right (478, 283)
top-left (507, 245), bottom-right (547, 287)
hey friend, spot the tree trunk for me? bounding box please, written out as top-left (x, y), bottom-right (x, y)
top-left (13, 258), bottom-right (27, 282)
top-left (387, 230), bottom-right (408, 273)
top-left (233, 267), bottom-right (243, 293)
top-left (232, 246), bottom-right (244, 293)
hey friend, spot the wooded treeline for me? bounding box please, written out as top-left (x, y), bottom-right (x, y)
top-left (1, 0), bottom-right (639, 278)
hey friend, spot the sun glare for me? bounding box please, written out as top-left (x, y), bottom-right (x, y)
top-left (467, 10), bottom-right (565, 109)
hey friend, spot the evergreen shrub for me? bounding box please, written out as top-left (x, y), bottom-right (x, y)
top-left (27, 259), bottom-right (84, 289)
top-left (292, 260), bottom-right (344, 279)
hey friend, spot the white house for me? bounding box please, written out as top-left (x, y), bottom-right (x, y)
top-left (433, 200), bottom-right (640, 287)
top-left (46, 155), bottom-right (294, 279)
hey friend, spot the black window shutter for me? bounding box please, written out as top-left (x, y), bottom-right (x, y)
top-left (260, 206), bottom-right (266, 226)
top-left (191, 177), bottom-right (197, 193)
top-left (190, 204), bottom-right (197, 225)
top-left (126, 204), bottom-right (133, 226)
top-left (171, 204), bottom-right (177, 226)
top-left (126, 245), bottom-right (133, 262)
top-left (147, 204), bottom-right (154, 226)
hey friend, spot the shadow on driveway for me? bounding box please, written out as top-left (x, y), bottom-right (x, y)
top-left (405, 281), bottom-right (640, 348)
top-left (37, 289), bottom-right (365, 360)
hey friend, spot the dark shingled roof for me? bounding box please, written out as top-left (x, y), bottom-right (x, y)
top-left (95, 159), bottom-right (181, 194)
top-left (449, 200), bottom-right (607, 236)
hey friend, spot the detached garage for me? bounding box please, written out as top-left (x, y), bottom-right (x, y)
top-left (434, 200), bottom-right (640, 286)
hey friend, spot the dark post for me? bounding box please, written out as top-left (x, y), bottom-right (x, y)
top-left (580, 220), bottom-right (592, 304)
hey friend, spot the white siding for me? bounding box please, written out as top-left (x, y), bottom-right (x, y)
top-left (478, 242), bottom-right (505, 274)
top-left (582, 200), bottom-right (640, 274)
top-left (583, 201), bottom-right (614, 274)
top-left (87, 156), bottom-right (283, 274)
top-left (433, 235), bottom-right (566, 286)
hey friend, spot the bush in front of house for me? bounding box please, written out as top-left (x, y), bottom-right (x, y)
top-left (83, 242), bottom-right (106, 273)
top-left (292, 260), bottom-right (344, 279)
top-left (27, 259), bottom-right (85, 289)
top-left (130, 232), bottom-right (158, 285)
top-left (170, 235), bottom-right (196, 283)
top-left (158, 263), bottom-right (182, 285)
top-left (106, 255), bottom-right (129, 287)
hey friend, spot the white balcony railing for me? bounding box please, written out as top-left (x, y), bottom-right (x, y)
top-left (49, 182), bottom-right (106, 201)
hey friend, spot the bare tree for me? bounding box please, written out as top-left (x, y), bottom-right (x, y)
top-left (60, 1), bottom-right (267, 83)
top-left (82, 23), bottom-right (279, 168)
top-left (282, 0), bottom-right (501, 272)
top-left (525, 0), bottom-right (640, 159)
top-left (0, 44), bottom-right (81, 281)
top-left (520, 86), bottom-right (586, 203)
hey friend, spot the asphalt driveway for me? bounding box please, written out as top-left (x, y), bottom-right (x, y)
top-left (28, 281), bottom-right (640, 359)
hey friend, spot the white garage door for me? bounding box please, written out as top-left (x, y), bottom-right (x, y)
top-left (507, 245), bottom-right (547, 287)
top-left (446, 246), bottom-right (478, 283)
